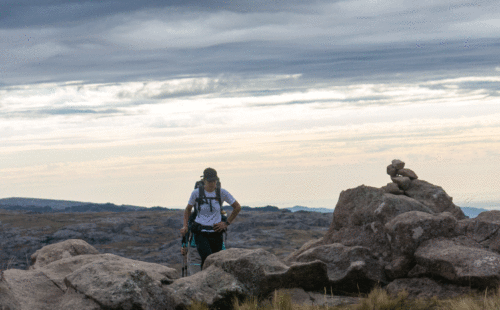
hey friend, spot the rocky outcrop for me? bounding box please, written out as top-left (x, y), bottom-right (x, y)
top-left (1, 240), bottom-right (179, 310)
top-left (415, 238), bottom-right (500, 288)
top-left (286, 160), bottom-right (495, 299)
top-left (165, 248), bottom-right (331, 309)
top-left (1, 240), bottom-right (336, 309)
top-left (292, 243), bottom-right (386, 292)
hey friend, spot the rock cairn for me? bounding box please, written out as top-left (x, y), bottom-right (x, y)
top-left (384, 159), bottom-right (419, 195)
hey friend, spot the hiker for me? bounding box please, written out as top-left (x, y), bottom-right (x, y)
top-left (180, 168), bottom-right (241, 270)
top-left (182, 211), bottom-right (228, 276)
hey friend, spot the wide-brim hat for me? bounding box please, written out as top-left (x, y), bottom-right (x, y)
top-left (203, 167), bottom-right (219, 181)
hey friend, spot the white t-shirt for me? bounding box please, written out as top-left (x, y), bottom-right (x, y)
top-left (188, 188), bottom-right (236, 231)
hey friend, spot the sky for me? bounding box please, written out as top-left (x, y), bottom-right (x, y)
top-left (1, 0), bottom-right (499, 210)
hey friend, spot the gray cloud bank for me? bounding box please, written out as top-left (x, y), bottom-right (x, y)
top-left (1, 0), bottom-right (499, 86)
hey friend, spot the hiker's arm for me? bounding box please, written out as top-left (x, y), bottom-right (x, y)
top-left (180, 204), bottom-right (193, 236)
top-left (214, 201), bottom-right (241, 232)
top-left (227, 201), bottom-right (241, 224)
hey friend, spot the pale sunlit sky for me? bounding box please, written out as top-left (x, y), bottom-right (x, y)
top-left (1, 0), bottom-right (499, 209)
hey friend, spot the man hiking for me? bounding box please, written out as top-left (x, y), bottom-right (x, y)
top-left (180, 168), bottom-right (241, 270)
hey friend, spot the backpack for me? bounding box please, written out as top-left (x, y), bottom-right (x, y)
top-left (188, 180), bottom-right (227, 234)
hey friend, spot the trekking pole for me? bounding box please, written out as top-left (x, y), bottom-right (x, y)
top-left (181, 233), bottom-right (188, 277)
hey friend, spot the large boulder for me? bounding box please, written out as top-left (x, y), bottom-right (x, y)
top-left (30, 239), bottom-right (100, 269)
top-left (460, 211), bottom-right (500, 253)
top-left (330, 185), bottom-right (439, 232)
top-left (330, 185), bottom-right (385, 230)
top-left (165, 248), bottom-right (330, 309)
top-left (0, 276), bottom-right (21, 310)
top-left (64, 255), bottom-right (177, 310)
top-left (415, 238), bottom-right (500, 288)
top-left (373, 194), bottom-right (434, 224)
top-left (289, 243), bottom-right (386, 293)
top-left (324, 224), bottom-right (391, 260)
top-left (205, 248), bottom-right (329, 295)
top-left (164, 265), bottom-right (245, 310)
top-left (43, 254), bottom-right (177, 291)
top-left (404, 180), bottom-right (465, 220)
top-left (385, 211), bottom-right (457, 256)
top-left (2, 239), bottom-right (179, 310)
top-left (1, 268), bottom-right (65, 310)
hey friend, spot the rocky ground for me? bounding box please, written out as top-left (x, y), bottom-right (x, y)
top-left (0, 208), bottom-right (331, 273)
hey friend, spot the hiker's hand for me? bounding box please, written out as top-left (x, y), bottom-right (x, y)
top-left (180, 226), bottom-right (188, 236)
top-left (214, 222), bottom-right (228, 232)
top-left (181, 247), bottom-right (187, 256)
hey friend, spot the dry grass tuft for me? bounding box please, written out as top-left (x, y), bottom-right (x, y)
top-left (354, 287), bottom-right (439, 310)
top-left (439, 287), bottom-right (500, 310)
top-left (186, 286), bottom-right (500, 310)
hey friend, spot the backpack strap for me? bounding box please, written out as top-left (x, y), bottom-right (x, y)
top-left (216, 180), bottom-right (222, 208)
top-left (195, 183), bottom-right (206, 213)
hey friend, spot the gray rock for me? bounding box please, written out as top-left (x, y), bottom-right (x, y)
top-left (323, 224), bottom-right (391, 260)
top-left (164, 265), bottom-right (244, 310)
top-left (284, 238), bottom-right (325, 264)
top-left (381, 182), bottom-right (404, 195)
top-left (385, 211), bottom-right (457, 256)
top-left (391, 176), bottom-right (411, 190)
top-left (205, 248), bottom-right (329, 295)
top-left (331, 185), bottom-right (385, 229)
top-left (374, 194), bottom-right (434, 225)
top-left (30, 239), bottom-right (100, 269)
top-left (0, 276), bottom-right (21, 310)
top-left (415, 238), bottom-right (500, 288)
top-left (39, 254), bottom-right (116, 290)
top-left (64, 255), bottom-right (177, 310)
top-left (386, 165), bottom-right (398, 177)
top-left (407, 264), bottom-right (430, 278)
top-left (461, 211), bottom-right (500, 253)
top-left (166, 247), bottom-right (330, 309)
top-left (391, 159), bottom-right (405, 170)
top-left (384, 255), bottom-right (413, 279)
top-left (405, 180), bottom-right (466, 220)
top-left (2, 269), bottom-right (64, 310)
top-left (291, 243), bottom-right (386, 292)
top-left (397, 168), bottom-right (418, 180)
top-left (55, 287), bottom-right (101, 310)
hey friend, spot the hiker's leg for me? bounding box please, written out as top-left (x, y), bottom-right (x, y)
top-left (195, 233), bottom-right (212, 269)
top-left (208, 232), bottom-right (224, 254)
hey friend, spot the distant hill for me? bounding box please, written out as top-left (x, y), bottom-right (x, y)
top-left (222, 205), bottom-right (288, 212)
top-left (285, 206), bottom-right (333, 213)
top-left (0, 197), bottom-right (149, 213)
top-left (460, 206), bottom-right (488, 218)
top-left (0, 197), bottom-right (91, 209)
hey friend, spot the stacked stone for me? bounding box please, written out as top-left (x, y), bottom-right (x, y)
top-left (384, 159), bottom-right (418, 195)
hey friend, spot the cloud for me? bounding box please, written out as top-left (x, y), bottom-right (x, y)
top-left (2, 0), bottom-right (499, 86)
top-left (2, 73), bottom-right (500, 207)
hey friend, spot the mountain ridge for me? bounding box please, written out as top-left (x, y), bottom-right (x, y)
top-left (1, 197), bottom-right (497, 217)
